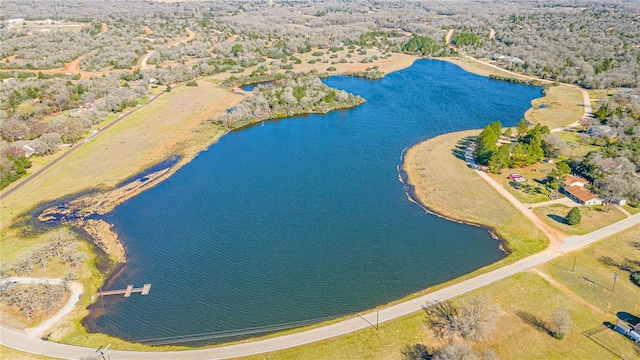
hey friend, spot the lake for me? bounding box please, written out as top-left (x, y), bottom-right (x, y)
top-left (95, 60), bottom-right (542, 345)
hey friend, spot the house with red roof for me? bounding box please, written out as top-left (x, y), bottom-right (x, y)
top-left (562, 175), bottom-right (603, 206)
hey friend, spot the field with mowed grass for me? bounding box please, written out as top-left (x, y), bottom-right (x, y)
top-left (524, 85), bottom-right (585, 129)
top-left (533, 204), bottom-right (628, 235)
top-left (486, 162), bottom-right (554, 204)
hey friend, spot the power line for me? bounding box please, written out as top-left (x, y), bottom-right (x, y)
top-left (132, 313), bottom-right (347, 345)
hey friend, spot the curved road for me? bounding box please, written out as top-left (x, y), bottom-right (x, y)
top-left (0, 49), bottom-right (620, 359)
top-left (1, 278), bottom-right (83, 338)
top-left (2, 212), bottom-right (639, 359)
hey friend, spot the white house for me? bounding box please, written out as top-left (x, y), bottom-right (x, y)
top-left (562, 175), bottom-right (603, 206)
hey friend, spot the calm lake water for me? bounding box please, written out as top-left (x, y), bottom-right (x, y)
top-left (96, 60), bottom-right (541, 344)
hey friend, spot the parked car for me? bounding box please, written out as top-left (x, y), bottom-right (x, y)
top-left (507, 174), bottom-right (521, 179)
top-left (514, 177), bottom-right (526, 182)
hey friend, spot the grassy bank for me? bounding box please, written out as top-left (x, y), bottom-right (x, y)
top-left (0, 80), bottom-right (243, 349)
top-left (525, 85), bottom-right (585, 128)
top-left (235, 225), bottom-right (640, 359)
top-left (9, 222), bottom-right (639, 359)
top-left (403, 130), bottom-right (547, 260)
top-left (0, 80), bottom-right (242, 226)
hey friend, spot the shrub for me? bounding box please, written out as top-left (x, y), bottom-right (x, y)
top-left (185, 80), bottom-right (198, 87)
top-left (631, 271), bottom-right (640, 287)
top-left (566, 207), bottom-right (581, 225)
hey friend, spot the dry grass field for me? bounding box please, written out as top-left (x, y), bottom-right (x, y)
top-left (0, 80), bottom-right (242, 227)
top-left (525, 85), bottom-right (585, 129)
top-left (403, 130), bottom-right (547, 259)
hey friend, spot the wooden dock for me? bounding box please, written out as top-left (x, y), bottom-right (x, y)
top-left (98, 284), bottom-right (151, 297)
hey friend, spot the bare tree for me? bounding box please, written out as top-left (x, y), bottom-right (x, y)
top-left (434, 341), bottom-right (479, 360)
top-left (33, 133), bottom-right (62, 156)
top-left (0, 119), bottom-right (28, 142)
top-left (424, 296), bottom-right (499, 342)
top-left (550, 308), bottom-right (572, 340)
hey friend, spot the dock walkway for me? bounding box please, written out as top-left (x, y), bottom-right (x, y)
top-left (98, 284), bottom-right (151, 297)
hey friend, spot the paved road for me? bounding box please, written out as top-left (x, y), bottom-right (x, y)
top-left (2, 212), bottom-right (638, 359)
top-left (0, 53), bottom-right (623, 359)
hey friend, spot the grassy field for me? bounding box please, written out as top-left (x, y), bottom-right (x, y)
top-left (0, 345), bottom-right (53, 360)
top-left (555, 131), bottom-right (600, 158)
top-left (533, 204), bottom-right (628, 235)
top-left (588, 89), bottom-right (614, 110)
top-left (234, 225), bottom-right (640, 360)
top-left (525, 85), bottom-right (585, 129)
top-left (543, 224), bottom-right (640, 316)
top-left (237, 272), bottom-right (635, 360)
top-left (0, 79), bottom-right (242, 228)
top-left (403, 130), bottom-right (547, 259)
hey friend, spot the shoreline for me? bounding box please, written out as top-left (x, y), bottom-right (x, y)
top-left (6, 54), bottom-right (555, 348)
top-left (20, 55), bottom-right (421, 343)
top-left (23, 54), bottom-right (421, 272)
top-left (397, 143), bottom-right (511, 254)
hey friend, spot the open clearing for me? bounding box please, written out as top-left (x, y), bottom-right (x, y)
top-left (525, 85), bottom-right (585, 129)
top-left (486, 163), bottom-right (555, 204)
top-left (534, 204), bottom-right (629, 236)
top-left (0, 80), bottom-right (242, 227)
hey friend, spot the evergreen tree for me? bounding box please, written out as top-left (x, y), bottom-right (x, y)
top-left (566, 207), bottom-right (581, 225)
top-left (516, 118), bottom-right (529, 138)
top-left (476, 121), bottom-right (502, 165)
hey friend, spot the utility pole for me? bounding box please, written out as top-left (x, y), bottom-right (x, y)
top-left (612, 273), bottom-right (619, 292)
top-left (52, 0), bottom-right (61, 21)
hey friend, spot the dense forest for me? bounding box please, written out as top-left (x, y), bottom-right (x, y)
top-left (1, 0), bottom-right (639, 187)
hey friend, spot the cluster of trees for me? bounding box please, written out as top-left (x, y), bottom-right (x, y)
top-left (2, 229), bottom-right (84, 277)
top-left (402, 36), bottom-right (450, 57)
top-left (569, 91), bottom-right (640, 206)
top-left (475, 120), bottom-right (553, 173)
top-left (477, 5), bottom-right (640, 88)
top-left (215, 71), bottom-right (364, 129)
top-left (0, 145), bottom-right (31, 189)
top-left (0, 281), bottom-right (67, 321)
top-left (0, 71), bottom-right (149, 187)
top-left (3, 0), bottom-right (639, 90)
